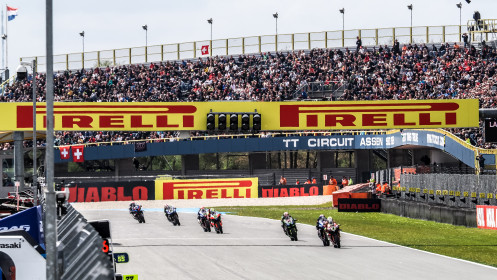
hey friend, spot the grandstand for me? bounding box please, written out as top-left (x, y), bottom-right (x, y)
top-left (0, 22), bottom-right (496, 194)
top-left (2, 40), bottom-right (496, 149)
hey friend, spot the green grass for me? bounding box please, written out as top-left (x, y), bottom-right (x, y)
top-left (215, 202), bottom-right (497, 267)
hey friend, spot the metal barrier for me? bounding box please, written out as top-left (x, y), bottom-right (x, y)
top-left (21, 24), bottom-right (465, 72)
top-left (398, 173), bottom-right (497, 209)
top-left (56, 204), bottom-right (114, 279)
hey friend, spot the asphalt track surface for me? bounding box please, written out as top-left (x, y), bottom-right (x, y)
top-left (80, 209), bottom-right (497, 280)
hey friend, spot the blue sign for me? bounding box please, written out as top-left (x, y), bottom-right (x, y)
top-left (53, 129), bottom-right (488, 169)
top-left (0, 206), bottom-right (44, 248)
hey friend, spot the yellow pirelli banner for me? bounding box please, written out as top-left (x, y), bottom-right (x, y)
top-left (155, 178), bottom-right (259, 200)
top-left (6, 99), bottom-right (478, 131)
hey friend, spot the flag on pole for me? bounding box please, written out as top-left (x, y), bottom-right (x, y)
top-left (59, 146), bottom-right (71, 160)
top-left (72, 145), bottom-right (85, 162)
top-left (201, 45), bottom-right (209, 55)
top-left (7, 6), bottom-right (18, 21)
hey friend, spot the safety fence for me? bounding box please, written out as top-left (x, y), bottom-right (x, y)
top-left (21, 24), bottom-right (466, 72)
top-left (397, 173), bottom-right (497, 209)
top-left (57, 204), bottom-right (114, 279)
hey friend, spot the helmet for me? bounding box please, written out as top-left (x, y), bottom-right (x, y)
top-left (319, 214), bottom-right (325, 219)
top-left (283, 212), bottom-right (289, 217)
top-left (327, 217), bottom-right (333, 224)
top-left (165, 204), bottom-right (169, 208)
top-left (210, 208), bottom-right (215, 213)
top-left (200, 207), bottom-right (205, 210)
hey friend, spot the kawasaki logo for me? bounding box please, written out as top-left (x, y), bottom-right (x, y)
top-left (0, 242), bottom-right (21, 249)
top-left (0, 225), bottom-right (31, 231)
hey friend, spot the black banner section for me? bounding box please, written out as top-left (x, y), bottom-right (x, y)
top-left (337, 198), bottom-right (381, 212)
top-left (134, 141), bottom-right (147, 152)
top-left (65, 181), bottom-right (155, 202)
top-left (484, 118), bottom-right (497, 143)
top-left (259, 184), bottom-right (323, 198)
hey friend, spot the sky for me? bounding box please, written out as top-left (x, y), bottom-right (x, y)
top-left (1, 0), bottom-right (497, 72)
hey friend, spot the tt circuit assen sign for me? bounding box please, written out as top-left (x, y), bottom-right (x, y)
top-left (2, 99), bottom-right (478, 131)
top-left (155, 178), bottom-right (258, 200)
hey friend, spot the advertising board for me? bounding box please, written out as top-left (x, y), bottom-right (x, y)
top-left (65, 181), bottom-right (155, 202)
top-left (155, 178), bottom-right (258, 200)
top-left (476, 205), bottom-right (497, 230)
top-left (4, 99), bottom-right (478, 131)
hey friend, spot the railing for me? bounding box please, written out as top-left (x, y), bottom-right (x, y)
top-left (21, 24), bottom-right (466, 72)
top-left (292, 81), bottom-right (342, 100)
top-left (467, 19), bottom-right (497, 42)
top-left (0, 74), bottom-right (17, 93)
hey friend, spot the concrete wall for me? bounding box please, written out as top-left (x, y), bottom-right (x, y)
top-left (381, 198), bottom-right (477, 227)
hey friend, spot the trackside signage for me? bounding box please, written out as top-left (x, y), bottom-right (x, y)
top-left (259, 185), bottom-right (322, 198)
top-left (3, 99), bottom-right (478, 131)
top-left (65, 181), bottom-right (155, 202)
top-left (155, 178), bottom-right (258, 200)
top-left (337, 198), bottom-right (381, 212)
top-left (476, 205), bottom-right (497, 230)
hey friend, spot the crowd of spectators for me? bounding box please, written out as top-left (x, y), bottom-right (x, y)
top-left (2, 40), bottom-right (497, 148)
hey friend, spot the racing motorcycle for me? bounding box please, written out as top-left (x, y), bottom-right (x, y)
top-left (200, 215), bottom-right (211, 232)
top-left (326, 223), bottom-right (341, 248)
top-left (318, 222), bottom-right (330, 246)
top-left (210, 212), bottom-right (223, 234)
top-left (283, 217), bottom-right (298, 241)
top-left (132, 206), bottom-right (146, 223)
top-left (165, 206), bottom-right (180, 226)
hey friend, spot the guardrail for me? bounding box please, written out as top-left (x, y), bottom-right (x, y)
top-left (21, 24), bottom-right (466, 72)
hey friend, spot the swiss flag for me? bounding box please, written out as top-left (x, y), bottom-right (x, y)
top-left (201, 45), bottom-right (209, 55)
top-left (72, 145), bottom-right (85, 162)
top-left (59, 146), bottom-right (70, 160)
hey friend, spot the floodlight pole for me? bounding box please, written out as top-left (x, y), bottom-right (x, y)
top-left (32, 59), bottom-right (37, 206)
top-left (45, 0), bottom-right (57, 279)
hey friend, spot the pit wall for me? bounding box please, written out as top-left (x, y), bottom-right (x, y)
top-left (381, 198), bottom-right (477, 227)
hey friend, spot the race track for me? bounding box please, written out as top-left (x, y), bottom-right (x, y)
top-left (79, 209), bottom-right (497, 280)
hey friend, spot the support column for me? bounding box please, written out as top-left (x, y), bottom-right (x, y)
top-left (13, 131), bottom-right (25, 191)
top-left (355, 150), bottom-right (371, 183)
top-left (181, 154), bottom-right (199, 176)
top-left (249, 153), bottom-right (266, 175)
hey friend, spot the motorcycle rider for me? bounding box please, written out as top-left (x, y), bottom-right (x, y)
top-left (197, 207), bottom-right (208, 223)
top-left (327, 216), bottom-right (340, 247)
top-left (164, 204), bottom-right (175, 218)
top-left (129, 201), bottom-right (136, 213)
top-left (281, 212), bottom-right (295, 235)
top-left (131, 204), bottom-right (142, 217)
top-left (327, 217), bottom-right (340, 231)
top-left (316, 214), bottom-right (328, 239)
top-left (210, 208), bottom-right (217, 217)
top-left (209, 208), bottom-right (220, 224)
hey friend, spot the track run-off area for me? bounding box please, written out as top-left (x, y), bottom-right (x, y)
top-left (75, 197), bottom-right (497, 280)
